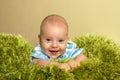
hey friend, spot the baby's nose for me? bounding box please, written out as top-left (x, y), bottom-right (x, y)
top-left (52, 41), bottom-right (58, 48)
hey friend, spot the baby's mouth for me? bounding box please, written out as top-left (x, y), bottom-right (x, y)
top-left (49, 50), bottom-right (59, 55)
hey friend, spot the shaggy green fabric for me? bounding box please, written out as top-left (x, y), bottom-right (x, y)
top-left (72, 34), bottom-right (120, 80)
top-left (0, 33), bottom-right (120, 80)
top-left (0, 33), bottom-right (33, 79)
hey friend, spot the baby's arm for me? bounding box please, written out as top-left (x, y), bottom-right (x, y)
top-left (67, 53), bottom-right (87, 68)
top-left (32, 58), bottom-right (50, 66)
top-left (32, 53), bottom-right (87, 70)
top-left (32, 58), bottom-right (71, 70)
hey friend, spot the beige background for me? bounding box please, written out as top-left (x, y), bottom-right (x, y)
top-left (0, 0), bottom-right (120, 45)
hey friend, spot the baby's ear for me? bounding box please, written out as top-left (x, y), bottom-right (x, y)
top-left (38, 34), bottom-right (40, 38)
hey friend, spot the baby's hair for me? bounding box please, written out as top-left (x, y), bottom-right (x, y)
top-left (40, 14), bottom-right (68, 34)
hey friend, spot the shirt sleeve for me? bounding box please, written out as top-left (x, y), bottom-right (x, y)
top-left (30, 44), bottom-right (49, 63)
top-left (66, 41), bottom-right (83, 58)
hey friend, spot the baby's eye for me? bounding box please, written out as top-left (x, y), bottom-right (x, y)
top-left (58, 40), bottom-right (64, 43)
top-left (46, 39), bottom-right (51, 42)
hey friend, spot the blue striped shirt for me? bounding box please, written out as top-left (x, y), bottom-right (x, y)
top-left (30, 41), bottom-right (83, 62)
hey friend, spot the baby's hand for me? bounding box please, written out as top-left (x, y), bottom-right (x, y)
top-left (58, 63), bottom-right (71, 71)
top-left (67, 60), bottom-right (80, 68)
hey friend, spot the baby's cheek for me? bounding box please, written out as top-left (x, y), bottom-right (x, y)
top-left (60, 45), bottom-right (66, 52)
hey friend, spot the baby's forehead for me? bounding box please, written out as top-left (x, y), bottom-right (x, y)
top-left (41, 15), bottom-right (68, 28)
top-left (47, 18), bottom-right (66, 25)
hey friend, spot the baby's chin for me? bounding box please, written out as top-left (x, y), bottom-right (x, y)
top-left (49, 56), bottom-right (59, 59)
top-left (48, 52), bottom-right (62, 59)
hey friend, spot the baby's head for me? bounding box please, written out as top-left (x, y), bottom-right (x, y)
top-left (38, 14), bottom-right (69, 59)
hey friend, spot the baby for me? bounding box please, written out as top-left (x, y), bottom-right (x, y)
top-left (30, 14), bottom-right (87, 70)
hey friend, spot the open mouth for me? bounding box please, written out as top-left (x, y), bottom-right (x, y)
top-left (49, 50), bottom-right (59, 55)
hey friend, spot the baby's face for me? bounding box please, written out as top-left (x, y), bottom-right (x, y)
top-left (39, 24), bottom-right (68, 59)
